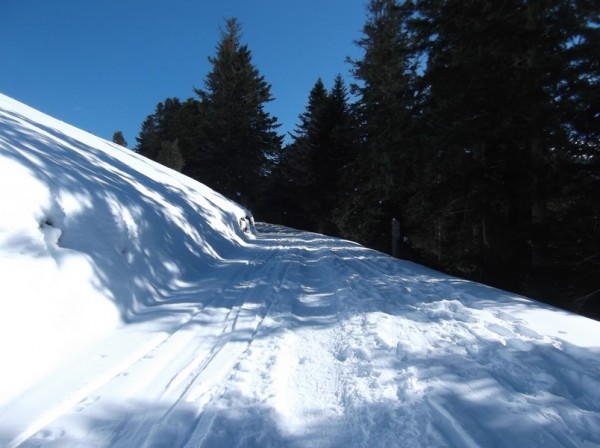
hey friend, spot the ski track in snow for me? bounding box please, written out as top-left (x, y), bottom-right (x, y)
top-left (0, 225), bottom-right (598, 447)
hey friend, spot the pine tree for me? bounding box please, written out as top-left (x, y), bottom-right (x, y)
top-left (267, 79), bottom-right (329, 231)
top-left (135, 113), bottom-right (161, 160)
top-left (157, 139), bottom-right (185, 172)
top-left (295, 79), bottom-right (330, 136)
top-left (279, 76), bottom-right (358, 234)
top-left (412, 0), bottom-right (599, 296)
top-left (337, 0), bottom-right (598, 315)
top-left (112, 131), bottom-right (128, 147)
top-left (135, 98), bottom-right (185, 161)
top-left (192, 18), bottom-right (282, 210)
top-left (414, 0), bottom-right (534, 278)
top-left (341, 0), bottom-right (421, 250)
top-left (534, 0), bottom-right (600, 314)
top-left (322, 75), bottom-right (359, 235)
top-left (286, 78), bottom-right (329, 230)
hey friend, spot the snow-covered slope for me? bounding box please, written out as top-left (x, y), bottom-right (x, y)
top-left (1, 94), bottom-right (600, 447)
top-left (0, 93), bottom-right (252, 404)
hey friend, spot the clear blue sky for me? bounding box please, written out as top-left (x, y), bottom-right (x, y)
top-left (0, 0), bottom-right (367, 146)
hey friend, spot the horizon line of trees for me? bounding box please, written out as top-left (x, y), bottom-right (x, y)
top-left (132, 1), bottom-right (599, 319)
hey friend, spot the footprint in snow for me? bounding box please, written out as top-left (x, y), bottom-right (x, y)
top-left (33, 428), bottom-right (67, 441)
top-left (485, 322), bottom-right (515, 339)
top-left (336, 345), bottom-right (352, 362)
top-left (74, 395), bottom-right (101, 412)
top-left (513, 324), bottom-right (543, 340)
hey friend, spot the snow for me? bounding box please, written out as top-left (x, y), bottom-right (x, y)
top-left (1, 93), bottom-right (600, 447)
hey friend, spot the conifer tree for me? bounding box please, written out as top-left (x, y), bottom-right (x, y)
top-left (323, 75), bottom-right (359, 235)
top-left (413, 0), bottom-right (599, 287)
top-left (112, 131), bottom-right (127, 147)
top-left (319, 0), bottom-right (598, 314)
top-left (340, 0), bottom-right (421, 250)
top-left (135, 114), bottom-right (160, 160)
top-left (157, 139), bottom-right (185, 172)
top-left (192, 18), bottom-right (282, 209)
top-left (135, 98), bottom-right (185, 161)
top-left (280, 78), bottom-right (329, 230)
top-left (281, 76), bottom-right (357, 234)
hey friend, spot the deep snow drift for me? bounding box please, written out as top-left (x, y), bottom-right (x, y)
top-left (1, 93), bottom-right (600, 448)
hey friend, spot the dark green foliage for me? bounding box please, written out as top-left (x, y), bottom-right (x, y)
top-left (412, 0), bottom-right (599, 292)
top-left (134, 18), bottom-right (281, 215)
top-left (135, 98), bottom-right (191, 161)
top-left (157, 139), bottom-right (185, 172)
top-left (271, 75), bottom-right (358, 235)
top-left (338, 0), bottom-right (599, 316)
top-left (132, 5), bottom-right (599, 317)
top-left (135, 114), bottom-right (160, 160)
top-left (337, 0), bottom-right (422, 251)
top-left (190, 18), bottom-right (283, 210)
top-left (112, 131), bottom-right (128, 147)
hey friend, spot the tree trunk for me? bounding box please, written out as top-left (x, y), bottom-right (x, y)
top-left (526, 1), bottom-right (546, 272)
top-left (530, 136), bottom-right (546, 270)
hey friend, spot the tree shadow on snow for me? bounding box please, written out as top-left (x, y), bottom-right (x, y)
top-left (0, 106), bottom-right (251, 323)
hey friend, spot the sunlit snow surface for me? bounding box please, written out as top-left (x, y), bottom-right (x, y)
top-left (1, 93), bottom-right (600, 447)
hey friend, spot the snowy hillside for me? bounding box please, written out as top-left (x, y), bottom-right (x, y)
top-left (1, 93), bottom-right (600, 447)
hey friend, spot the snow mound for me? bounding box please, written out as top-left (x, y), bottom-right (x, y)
top-left (0, 93), bottom-right (252, 402)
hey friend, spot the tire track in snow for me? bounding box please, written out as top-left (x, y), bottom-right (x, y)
top-left (427, 397), bottom-right (481, 448)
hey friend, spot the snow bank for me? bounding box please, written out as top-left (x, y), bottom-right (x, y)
top-left (0, 93), bottom-right (251, 403)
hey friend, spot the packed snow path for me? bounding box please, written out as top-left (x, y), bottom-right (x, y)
top-left (1, 224), bottom-right (599, 447)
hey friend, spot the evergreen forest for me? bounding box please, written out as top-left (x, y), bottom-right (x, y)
top-left (134, 2), bottom-right (599, 319)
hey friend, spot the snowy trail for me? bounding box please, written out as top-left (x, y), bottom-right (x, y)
top-left (1, 245), bottom-right (287, 447)
top-left (2, 225), bottom-right (599, 447)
